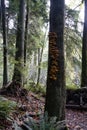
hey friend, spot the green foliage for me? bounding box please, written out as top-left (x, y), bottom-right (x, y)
top-left (25, 81), bottom-right (46, 96)
top-left (13, 113), bottom-right (67, 130)
top-left (34, 84), bottom-right (46, 95)
top-left (30, 0), bottom-right (48, 22)
top-left (0, 0), bottom-right (82, 91)
top-left (65, 5), bottom-right (80, 30)
top-left (9, 0), bottom-right (19, 15)
top-left (66, 84), bottom-right (79, 90)
top-left (65, 5), bottom-right (82, 87)
top-left (0, 0), bottom-right (49, 87)
top-left (0, 96), bottom-right (16, 119)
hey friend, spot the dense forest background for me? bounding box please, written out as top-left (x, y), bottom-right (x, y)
top-left (0, 0), bottom-right (85, 90)
top-left (0, 0), bottom-right (84, 89)
top-left (0, 0), bottom-right (87, 130)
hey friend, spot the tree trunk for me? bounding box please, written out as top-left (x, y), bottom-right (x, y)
top-left (36, 48), bottom-right (43, 86)
top-left (81, 0), bottom-right (87, 87)
top-left (45, 0), bottom-right (66, 122)
top-left (24, 0), bottom-right (29, 65)
top-left (1, 0), bottom-right (8, 86)
top-left (12, 0), bottom-right (25, 86)
top-left (0, 0), bottom-right (2, 28)
top-left (34, 50), bottom-right (37, 66)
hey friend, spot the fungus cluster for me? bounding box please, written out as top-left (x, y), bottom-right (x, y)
top-left (49, 32), bottom-right (59, 80)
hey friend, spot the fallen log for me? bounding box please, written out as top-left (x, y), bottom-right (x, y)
top-left (66, 87), bottom-right (87, 105)
top-left (66, 104), bottom-right (87, 111)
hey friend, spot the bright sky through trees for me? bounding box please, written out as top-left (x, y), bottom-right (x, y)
top-left (65, 0), bottom-right (84, 33)
top-left (65, 0), bottom-right (84, 21)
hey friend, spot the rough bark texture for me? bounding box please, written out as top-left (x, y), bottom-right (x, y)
top-left (45, 0), bottom-right (66, 122)
top-left (81, 0), bottom-right (87, 87)
top-left (24, 0), bottom-right (29, 65)
top-left (1, 0), bottom-right (8, 86)
top-left (0, 2), bottom-right (1, 24)
top-left (12, 0), bottom-right (25, 86)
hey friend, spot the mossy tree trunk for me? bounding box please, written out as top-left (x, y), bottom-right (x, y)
top-left (12, 0), bottom-right (25, 86)
top-left (81, 0), bottom-right (87, 88)
top-left (45, 0), bottom-right (66, 122)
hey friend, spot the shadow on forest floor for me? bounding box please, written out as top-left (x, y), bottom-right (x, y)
top-left (0, 88), bottom-right (87, 130)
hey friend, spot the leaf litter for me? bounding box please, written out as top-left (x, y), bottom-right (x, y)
top-left (0, 91), bottom-right (87, 130)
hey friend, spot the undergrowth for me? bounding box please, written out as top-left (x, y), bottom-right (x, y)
top-left (13, 112), bottom-right (67, 130)
top-left (25, 81), bottom-right (46, 96)
top-left (66, 84), bottom-right (80, 90)
top-left (0, 96), bottom-right (16, 119)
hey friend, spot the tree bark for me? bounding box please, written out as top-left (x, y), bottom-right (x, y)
top-left (24, 0), bottom-right (29, 65)
top-left (36, 47), bottom-right (43, 86)
top-left (45, 0), bottom-right (66, 121)
top-left (81, 0), bottom-right (87, 87)
top-left (1, 0), bottom-right (8, 86)
top-left (12, 0), bottom-right (25, 86)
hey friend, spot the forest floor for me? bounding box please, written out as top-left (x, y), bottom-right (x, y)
top-left (0, 91), bottom-right (87, 130)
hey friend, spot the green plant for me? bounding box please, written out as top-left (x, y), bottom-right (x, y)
top-left (66, 84), bottom-right (79, 90)
top-left (0, 96), bottom-right (16, 119)
top-left (33, 83), bottom-right (46, 95)
top-left (25, 81), bottom-right (46, 96)
top-left (13, 112), bottom-right (67, 130)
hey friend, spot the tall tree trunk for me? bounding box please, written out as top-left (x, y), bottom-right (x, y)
top-left (12, 0), bottom-right (25, 86)
top-left (36, 48), bottom-right (43, 86)
top-left (0, 0), bottom-right (1, 27)
top-left (1, 0), bottom-right (8, 86)
top-left (45, 0), bottom-right (66, 122)
top-left (34, 50), bottom-right (37, 66)
top-left (24, 0), bottom-right (29, 65)
top-left (81, 0), bottom-right (87, 87)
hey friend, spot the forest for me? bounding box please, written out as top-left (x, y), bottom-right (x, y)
top-left (0, 0), bottom-right (87, 130)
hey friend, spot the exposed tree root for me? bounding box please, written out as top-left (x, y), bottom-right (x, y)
top-left (0, 81), bottom-right (28, 98)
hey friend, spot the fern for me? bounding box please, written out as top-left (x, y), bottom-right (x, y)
top-left (0, 96), bottom-right (16, 119)
top-left (13, 112), bottom-right (67, 130)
